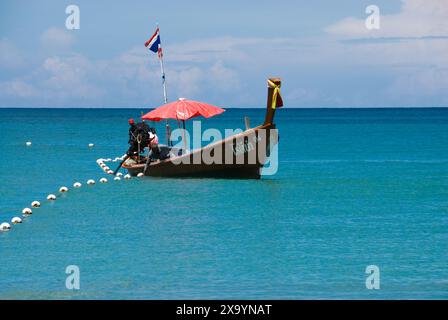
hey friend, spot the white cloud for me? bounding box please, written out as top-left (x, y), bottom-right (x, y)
top-left (0, 79), bottom-right (38, 98)
top-left (386, 66), bottom-right (448, 105)
top-left (40, 27), bottom-right (75, 52)
top-left (0, 39), bottom-right (25, 69)
top-left (325, 0), bottom-right (448, 38)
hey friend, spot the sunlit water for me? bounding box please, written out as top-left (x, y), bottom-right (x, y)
top-left (0, 108), bottom-right (447, 299)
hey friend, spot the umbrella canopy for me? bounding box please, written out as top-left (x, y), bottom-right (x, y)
top-left (142, 98), bottom-right (225, 122)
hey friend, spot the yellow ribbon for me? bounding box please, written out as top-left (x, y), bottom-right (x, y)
top-left (268, 79), bottom-right (282, 109)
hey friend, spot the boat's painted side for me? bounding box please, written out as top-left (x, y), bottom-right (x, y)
top-left (123, 123), bottom-right (277, 178)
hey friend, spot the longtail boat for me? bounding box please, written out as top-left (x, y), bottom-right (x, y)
top-left (122, 77), bottom-right (283, 179)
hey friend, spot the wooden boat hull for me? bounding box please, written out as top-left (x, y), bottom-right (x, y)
top-left (123, 124), bottom-right (278, 179)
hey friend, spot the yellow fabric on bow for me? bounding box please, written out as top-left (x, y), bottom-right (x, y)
top-left (268, 79), bottom-right (282, 109)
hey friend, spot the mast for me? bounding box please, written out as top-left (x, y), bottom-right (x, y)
top-left (156, 24), bottom-right (172, 146)
top-left (158, 25), bottom-right (168, 105)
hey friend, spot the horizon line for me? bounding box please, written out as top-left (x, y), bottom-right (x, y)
top-left (0, 106), bottom-right (447, 109)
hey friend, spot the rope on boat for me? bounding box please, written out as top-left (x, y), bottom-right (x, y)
top-left (1, 154), bottom-right (143, 233)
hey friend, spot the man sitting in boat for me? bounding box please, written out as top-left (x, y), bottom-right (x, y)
top-left (148, 128), bottom-right (161, 159)
top-left (143, 128), bottom-right (162, 172)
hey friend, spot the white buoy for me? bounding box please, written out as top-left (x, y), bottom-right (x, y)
top-left (116, 172), bottom-right (123, 177)
top-left (107, 170), bottom-right (114, 175)
top-left (0, 222), bottom-right (11, 231)
top-left (47, 194), bottom-right (56, 201)
top-left (73, 182), bottom-right (82, 188)
top-left (59, 186), bottom-right (69, 193)
top-left (104, 166), bottom-right (110, 171)
top-left (99, 178), bottom-right (108, 183)
top-left (100, 163), bottom-right (106, 168)
top-left (137, 173), bottom-right (144, 177)
top-left (114, 176), bottom-right (121, 181)
top-left (22, 208), bottom-right (32, 215)
top-left (124, 174), bottom-right (131, 180)
top-left (11, 217), bottom-right (22, 224)
top-left (26, 141), bottom-right (32, 146)
top-left (88, 143), bottom-right (94, 148)
top-left (31, 201), bottom-right (41, 208)
top-left (87, 179), bottom-right (95, 185)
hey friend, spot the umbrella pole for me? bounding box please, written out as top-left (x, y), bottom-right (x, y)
top-left (182, 120), bottom-right (187, 153)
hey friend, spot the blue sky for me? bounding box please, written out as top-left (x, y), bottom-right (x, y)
top-left (0, 0), bottom-right (447, 107)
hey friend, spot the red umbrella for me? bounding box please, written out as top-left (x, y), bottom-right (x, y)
top-left (142, 98), bottom-right (225, 122)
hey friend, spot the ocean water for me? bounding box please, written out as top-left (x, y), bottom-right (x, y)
top-left (0, 107), bottom-right (447, 299)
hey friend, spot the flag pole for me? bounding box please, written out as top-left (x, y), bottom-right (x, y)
top-left (157, 25), bottom-right (168, 104)
top-left (157, 24), bottom-right (171, 146)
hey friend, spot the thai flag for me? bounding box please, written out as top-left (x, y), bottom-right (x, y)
top-left (145, 27), bottom-right (163, 58)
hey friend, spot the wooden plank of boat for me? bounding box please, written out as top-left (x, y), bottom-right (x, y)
top-left (123, 77), bottom-right (282, 179)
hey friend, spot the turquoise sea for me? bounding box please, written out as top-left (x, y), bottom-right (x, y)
top-left (0, 107), bottom-right (447, 299)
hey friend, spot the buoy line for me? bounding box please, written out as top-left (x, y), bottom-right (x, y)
top-left (31, 201), bottom-right (41, 208)
top-left (47, 194), bottom-right (56, 201)
top-left (1, 154), bottom-right (141, 233)
top-left (11, 217), bottom-right (22, 224)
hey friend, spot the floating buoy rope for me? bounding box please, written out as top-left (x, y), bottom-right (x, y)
top-left (22, 208), bottom-right (32, 215)
top-left (1, 154), bottom-right (137, 233)
top-left (31, 201), bottom-right (41, 208)
top-left (11, 217), bottom-right (22, 224)
top-left (0, 222), bottom-right (11, 231)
